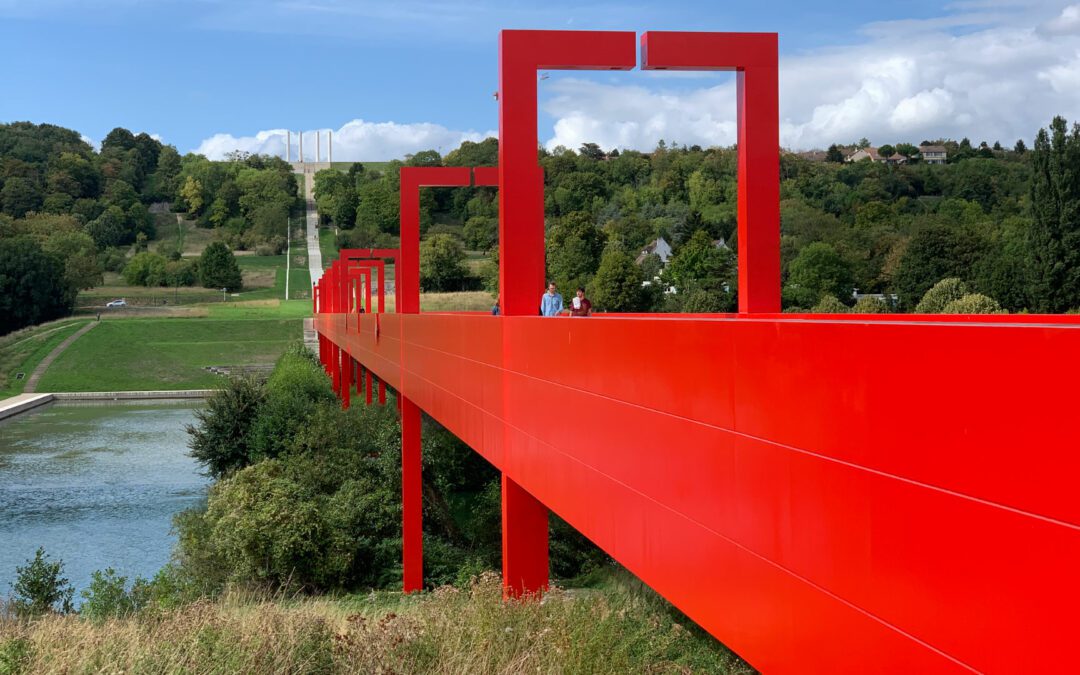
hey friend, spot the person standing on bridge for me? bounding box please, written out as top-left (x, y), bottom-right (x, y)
top-left (570, 287), bottom-right (592, 317)
top-left (540, 282), bottom-right (563, 317)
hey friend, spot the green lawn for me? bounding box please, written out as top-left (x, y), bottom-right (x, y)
top-left (0, 320), bottom-right (89, 398)
top-left (36, 318), bottom-right (302, 392)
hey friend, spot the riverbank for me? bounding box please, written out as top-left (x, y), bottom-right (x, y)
top-left (0, 571), bottom-right (751, 674)
top-left (0, 390), bottom-right (213, 421)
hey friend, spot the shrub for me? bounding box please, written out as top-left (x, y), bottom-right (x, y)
top-left (811, 294), bottom-right (850, 314)
top-left (942, 293), bottom-right (1005, 314)
top-left (187, 376), bottom-right (266, 479)
top-left (915, 277), bottom-right (969, 313)
top-left (0, 638), bottom-right (32, 674)
top-left (852, 296), bottom-right (891, 313)
top-left (79, 568), bottom-right (149, 622)
top-left (122, 251), bottom-right (169, 286)
top-left (9, 548), bottom-right (73, 617)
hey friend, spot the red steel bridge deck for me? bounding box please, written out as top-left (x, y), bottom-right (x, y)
top-left (313, 29), bottom-right (1079, 673)
top-left (317, 310), bottom-right (1080, 673)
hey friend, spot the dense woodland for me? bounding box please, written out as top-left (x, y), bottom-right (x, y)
top-left (0, 122), bottom-right (296, 333)
top-left (5, 116), bottom-right (1080, 333)
top-left (315, 120), bottom-right (1080, 315)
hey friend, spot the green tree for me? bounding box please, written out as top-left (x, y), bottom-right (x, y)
top-left (878, 144), bottom-right (896, 159)
top-left (0, 176), bottom-right (42, 217)
top-left (43, 230), bottom-right (103, 290)
top-left (85, 205), bottom-right (130, 249)
top-left (545, 211), bottom-right (606, 291)
top-left (852, 295), bottom-right (890, 313)
top-left (123, 251), bottom-right (169, 286)
top-left (664, 229), bottom-right (734, 294)
top-left (1028, 116), bottom-right (1080, 312)
top-left (894, 224), bottom-right (985, 308)
top-left (187, 376), bottom-right (266, 479)
top-left (783, 242), bottom-right (854, 308)
top-left (811, 294), bottom-right (850, 313)
top-left (915, 277), bottom-right (970, 313)
top-left (10, 548), bottom-right (74, 617)
top-left (826, 144), bottom-right (844, 163)
top-left (463, 215), bottom-right (497, 251)
top-left (942, 293), bottom-right (1004, 314)
top-left (591, 246), bottom-right (648, 311)
top-left (0, 237), bottom-right (75, 333)
top-left (420, 234), bottom-right (470, 292)
top-left (180, 176), bottom-right (204, 216)
top-left (198, 241), bottom-right (243, 290)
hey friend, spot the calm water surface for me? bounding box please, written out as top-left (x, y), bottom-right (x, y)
top-left (0, 402), bottom-right (208, 596)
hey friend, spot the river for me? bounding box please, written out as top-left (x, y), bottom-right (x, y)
top-left (0, 402), bottom-right (208, 598)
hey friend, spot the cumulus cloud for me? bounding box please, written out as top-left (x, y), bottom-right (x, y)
top-left (193, 119), bottom-right (496, 161)
top-left (541, 3), bottom-right (1080, 151)
top-left (197, 3), bottom-right (1080, 156)
top-left (1040, 3), bottom-right (1080, 34)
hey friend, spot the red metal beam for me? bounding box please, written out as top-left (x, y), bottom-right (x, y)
top-left (641, 32), bottom-right (780, 313)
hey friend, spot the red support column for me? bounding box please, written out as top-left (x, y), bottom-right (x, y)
top-left (497, 29), bottom-right (634, 597)
top-left (501, 474), bottom-right (550, 598)
top-left (401, 396), bottom-right (423, 593)
top-left (365, 366), bottom-right (373, 405)
top-left (378, 379), bottom-right (387, 405)
top-left (341, 348), bottom-right (351, 410)
top-left (396, 167), bottom-right (471, 594)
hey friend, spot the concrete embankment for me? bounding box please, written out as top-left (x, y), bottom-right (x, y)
top-left (0, 390), bottom-right (214, 421)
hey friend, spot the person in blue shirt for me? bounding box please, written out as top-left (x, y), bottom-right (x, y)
top-left (540, 282), bottom-right (563, 316)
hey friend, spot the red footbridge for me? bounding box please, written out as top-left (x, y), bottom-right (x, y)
top-left (314, 30), bottom-right (1078, 673)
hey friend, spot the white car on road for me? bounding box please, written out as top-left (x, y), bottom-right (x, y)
top-left (105, 299), bottom-right (127, 308)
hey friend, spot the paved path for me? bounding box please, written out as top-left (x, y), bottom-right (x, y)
top-left (303, 170), bottom-right (323, 287)
top-left (0, 393), bottom-right (54, 420)
top-left (24, 321), bottom-right (97, 393)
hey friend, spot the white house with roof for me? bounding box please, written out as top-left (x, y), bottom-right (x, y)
top-left (636, 237), bottom-right (673, 265)
top-left (919, 145), bottom-right (948, 164)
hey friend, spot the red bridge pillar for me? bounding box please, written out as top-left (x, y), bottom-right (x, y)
top-left (497, 29), bottom-right (635, 598)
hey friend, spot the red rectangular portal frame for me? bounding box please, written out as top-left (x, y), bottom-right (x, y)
top-left (640, 32), bottom-right (780, 312)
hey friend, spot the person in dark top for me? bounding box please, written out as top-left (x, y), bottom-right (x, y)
top-left (570, 287), bottom-right (592, 317)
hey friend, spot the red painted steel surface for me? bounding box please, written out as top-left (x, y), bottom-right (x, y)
top-left (310, 29), bottom-right (1080, 672)
top-left (317, 311), bottom-right (1080, 672)
top-left (641, 32), bottom-right (780, 312)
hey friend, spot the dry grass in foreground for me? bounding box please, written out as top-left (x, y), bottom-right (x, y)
top-left (0, 572), bottom-right (752, 674)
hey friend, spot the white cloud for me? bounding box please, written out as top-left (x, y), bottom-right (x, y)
top-left (1040, 3), bottom-right (1080, 34)
top-left (193, 119), bottom-right (496, 161)
top-left (539, 3), bottom-right (1080, 151)
top-left (80, 134), bottom-right (99, 151)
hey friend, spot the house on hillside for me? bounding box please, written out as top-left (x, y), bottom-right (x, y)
top-left (919, 145), bottom-right (948, 164)
top-left (846, 147), bottom-right (883, 163)
top-left (636, 237), bottom-right (673, 265)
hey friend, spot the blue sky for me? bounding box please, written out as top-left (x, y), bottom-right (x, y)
top-left (2, 1), bottom-right (1079, 158)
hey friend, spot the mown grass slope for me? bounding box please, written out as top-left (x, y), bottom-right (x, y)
top-left (35, 318), bottom-right (301, 391)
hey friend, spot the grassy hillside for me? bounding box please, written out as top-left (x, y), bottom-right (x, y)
top-left (0, 320), bottom-right (89, 398)
top-left (35, 316), bottom-right (301, 391)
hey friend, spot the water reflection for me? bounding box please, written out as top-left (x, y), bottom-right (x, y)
top-left (0, 402), bottom-right (208, 596)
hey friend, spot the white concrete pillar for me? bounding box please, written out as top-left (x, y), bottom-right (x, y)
top-left (329, 130), bottom-right (333, 164)
top-left (299, 131), bottom-right (304, 163)
top-left (317, 131), bottom-right (321, 163)
top-left (286, 131), bottom-right (291, 163)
